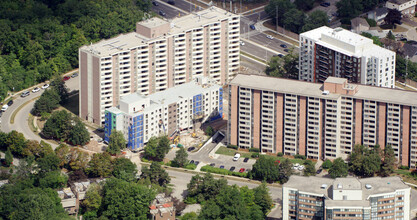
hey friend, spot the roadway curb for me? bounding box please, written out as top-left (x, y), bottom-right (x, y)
top-left (241, 52), bottom-right (268, 65)
top-left (241, 38), bottom-right (284, 55)
top-left (10, 96), bottom-right (39, 124)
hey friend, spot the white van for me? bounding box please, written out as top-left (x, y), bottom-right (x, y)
top-left (1, 104), bottom-right (8, 112)
top-left (233, 153), bottom-right (241, 161)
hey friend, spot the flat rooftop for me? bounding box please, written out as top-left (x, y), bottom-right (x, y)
top-left (80, 6), bottom-right (237, 57)
top-left (230, 74), bottom-right (417, 106)
top-left (284, 176), bottom-right (410, 207)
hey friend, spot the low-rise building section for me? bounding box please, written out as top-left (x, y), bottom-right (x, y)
top-left (58, 187), bottom-right (77, 215)
top-left (282, 176), bottom-right (411, 220)
top-left (299, 26), bottom-right (395, 88)
top-left (228, 74), bottom-right (417, 168)
top-left (149, 194), bottom-right (175, 220)
top-left (105, 77), bottom-right (223, 151)
top-left (79, 6), bottom-right (239, 125)
top-left (386, 0), bottom-right (416, 16)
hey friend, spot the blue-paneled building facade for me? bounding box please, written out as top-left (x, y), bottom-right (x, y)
top-left (104, 77), bottom-right (223, 151)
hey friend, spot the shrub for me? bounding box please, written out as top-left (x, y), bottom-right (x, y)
top-left (365, 18), bottom-right (376, 27)
top-left (184, 163), bottom-right (197, 170)
top-left (231, 172), bottom-right (247, 178)
top-left (227, 145), bottom-right (238, 150)
top-left (251, 153), bottom-right (260, 158)
top-left (294, 154), bottom-right (306, 160)
top-left (399, 165), bottom-right (410, 170)
top-left (184, 196), bottom-right (197, 204)
top-left (322, 159), bottom-right (333, 169)
top-left (249, 147), bottom-right (260, 152)
top-left (277, 152), bottom-right (284, 157)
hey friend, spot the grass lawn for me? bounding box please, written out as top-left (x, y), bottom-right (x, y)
top-left (215, 146), bottom-right (313, 165)
top-left (393, 169), bottom-right (417, 186)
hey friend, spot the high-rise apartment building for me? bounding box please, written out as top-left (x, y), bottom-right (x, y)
top-left (228, 74), bottom-right (417, 168)
top-left (282, 176), bottom-right (411, 220)
top-left (79, 7), bottom-right (239, 125)
top-left (299, 26), bottom-right (395, 88)
top-left (104, 77), bottom-right (223, 151)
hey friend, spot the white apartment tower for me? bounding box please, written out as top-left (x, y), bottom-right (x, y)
top-left (299, 26), bottom-right (395, 88)
top-left (79, 7), bottom-right (240, 125)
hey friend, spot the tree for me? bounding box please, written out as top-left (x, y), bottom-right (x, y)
top-left (0, 186), bottom-right (67, 220)
top-left (329, 158), bottom-right (348, 178)
top-left (266, 49), bottom-right (299, 79)
top-left (37, 170), bottom-right (68, 189)
top-left (265, 0), bottom-right (296, 27)
top-left (361, 32), bottom-right (383, 47)
top-left (283, 8), bottom-right (305, 34)
top-left (348, 145), bottom-right (381, 177)
top-left (82, 183), bottom-right (103, 215)
top-left (249, 156), bottom-right (280, 182)
top-left (86, 153), bottom-right (113, 178)
top-left (143, 136), bottom-right (171, 161)
top-left (5, 130), bottom-right (27, 157)
top-left (336, 0), bottom-right (364, 21)
top-left (253, 183), bottom-right (273, 215)
top-left (112, 157), bottom-right (137, 181)
top-left (42, 110), bottom-right (72, 141)
top-left (106, 130), bottom-right (126, 155)
top-left (186, 173), bottom-right (227, 203)
top-left (295, 0), bottom-right (315, 11)
top-left (302, 10), bottom-right (328, 32)
top-left (36, 153), bottom-right (60, 173)
top-left (303, 160), bottom-right (316, 176)
top-left (381, 145), bottom-right (396, 176)
top-left (100, 178), bottom-right (155, 219)
top-left (68, 118), bottom-right (90, 146)
top-left (32, 88), bottom-right (60, 115)
top-left (4, 149), bottom-right (13, 167)
top-left (172, 147), bottom-right (188, 167)
top-left (51, 77), bottom-right (69, 104)
top-left (384, 9), bottom-right (402, 27)
top-left (140, 162), bottom-right (170, 187)
top-left (205, 126), bottom-right (214, 136)
top-left (386, 31), bottom-right (396, 40)
top-left (24, 140), bottom-right (54, 158)
top-left (278, 158), bottom-right (293, 183)
top-left (198, 199), bottom-right (221, 220)
top-left (322, 159), bottom-right (333, 169)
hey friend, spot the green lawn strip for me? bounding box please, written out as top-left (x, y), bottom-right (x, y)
top-left (240, 51), bottom-right (267, 64)
top-left (10, 96), bottom-right (39, 124)
top-left (215, 146), bottom-right (313, 165)
top-left (200, 165), bottom-right (248, 178)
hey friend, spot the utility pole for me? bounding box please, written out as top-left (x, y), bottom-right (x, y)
top-left (276, 5), bottom-right (278, 33)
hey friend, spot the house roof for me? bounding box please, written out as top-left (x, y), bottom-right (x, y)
top-left (402, 43), bottom-right (417, 57)
top-left (351, 17), bottom-right (370, 28)
top-left (388, 0), bottom-right (413, 5)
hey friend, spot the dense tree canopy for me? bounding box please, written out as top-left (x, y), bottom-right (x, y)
top-left (106, 130), bottom-right (126, 155)
top-left (348, 145), bottom-right (381, 177)
top-left (172, 147), bottom-right (189, 167)
top-left (0, 0), bottom-right (151, 102)
top-left (329, 158), bottom-right (349, 178)
top-left (140, 162), bottom-right (171, 187)
top-left (266, 49), bottom-right (299, 79)
top-left (143, 136), bottom-right (171, 161)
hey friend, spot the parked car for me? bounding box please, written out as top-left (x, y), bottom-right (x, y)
top-left (284, 49), bottom-right (289, 53)
top-left (152, 1), bottom-right (159, 6)
top-left (190, 160), bottom-right (195, 164)
top-left (220, 165), bottom-right (225, 169)
top-left (159, 10), bottom-right (166, 16)
top-left (187, 147), bottom-right (195, 152)
top-left (1, 105), bottom-right (8, 112)
top-left (71, 72), bottom-right (78, 78)
top-left (41, 84), bottom-right (49, 89)
top-left (250, 24), bottom-right (255, 30)
top-left (239, 168), bottom-right (245, 173)
top-left (233, 153), bottom-right (241, 161)
top-left (280, 44), bottom-right (287, 48)
top-left (21, 91), bottom-right (30, 97)
top-left (63, 76), bottom-right (71, 81)
top-left (210, 163), bottom-right (215, 167)
top-left (229, 166), bottom-right (236, 171)
top-left (7, 100), bottom-right (13, 106)
top-left (240, 41), bottom-right (245, 46)
top-left (194, 161), bottom-right (200, 166)
top-left (266, 35), bottom-right (273, 39)
top-left (167, 0), bottom-right (175, 5)
top-left (243, 157), bottom-right (249, 163)
top-left (320, 2), bottom-right (330, 7)
top-left (298, 165), bottom-right (305, 171)
top-left (316, 168), bottom-right (323, 174)
top-left (32, 87), bottom-right (40, 93)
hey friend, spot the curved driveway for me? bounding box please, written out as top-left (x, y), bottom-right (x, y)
top-left (0, 70), bottom-right (79, 148)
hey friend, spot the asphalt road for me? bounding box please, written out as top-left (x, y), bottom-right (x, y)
top-left (0, 70), bottom-right (79, 148)
top-left (152, 0), bottom-right (185, 19)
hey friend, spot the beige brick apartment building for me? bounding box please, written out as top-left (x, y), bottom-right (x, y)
top-left (79, 7), bottom-right (239, 125)
top-left (227, 74), bottom-right (417, 168)
top-left (282, 176), bottom-right (410, 219)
